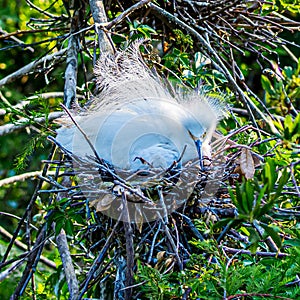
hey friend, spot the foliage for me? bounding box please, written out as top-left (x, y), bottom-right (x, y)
top-left (135, 233), bottom-right (300, 299)
top-left (0, 0), bottom-right (299, 299)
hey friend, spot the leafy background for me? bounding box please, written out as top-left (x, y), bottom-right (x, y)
top-left (0, 0), bottom-right (299, 299)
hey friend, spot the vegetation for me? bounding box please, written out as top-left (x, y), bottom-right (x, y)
top-left (0, 0), bottom-right (299, 299)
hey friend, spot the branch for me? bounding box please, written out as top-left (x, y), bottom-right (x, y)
top-left (79, 220), bottom-right (120, 299)
top-left (0, 171), bottom-right (45, 187)
top-left (63, 11), bottom-right (79, 109)
top-left (0, 111), bottom-right (63, 136)
top-left (105, 0), bottom-right (153, 30)
top-left (10, 226), bottom-right (47, 300)
top-left (56, 230), bottom-right (79, 300)
top-left (222, 246), bottom-right (288, 258)
top-left (121, 192), bottom-right (134, 300)
top-left (0, 93), bottom-right (85, 116)
top-left (0, 225), bottom-right (56, 269)
top-left (0, 48), bottom-right (67, 87)
top-left (25, 0), bottom-right (62, 19)
top-left (89, 0), bottom-right (114, 55)
top-left (0, 29), bottom-right (34, 52)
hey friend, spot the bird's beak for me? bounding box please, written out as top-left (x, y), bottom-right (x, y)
top-left (188, 130), bottom-right (204, 171)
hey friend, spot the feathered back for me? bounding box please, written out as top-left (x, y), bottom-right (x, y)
top-left (92, 41), bottom-right (224, 128)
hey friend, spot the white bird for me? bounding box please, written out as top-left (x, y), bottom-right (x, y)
top-left (56, 42), bottom-right (225, 183)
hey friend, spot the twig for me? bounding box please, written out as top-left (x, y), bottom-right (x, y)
top-left (0, 48), bottom-right (67, 87)
top-left (114, 254), bottom-right (126, 299)
top-left (157, 187), bottom-right (183, 270)
top-left (148, 3), bottom-right (279, 133)
top-left (105, 0), bottom-right (153, 30)
top-left (0, 259), bottom-right (24, 282)
top-left (0, 111), bottom-right (63, 136)
top-left (1, 146), bottom-right (56, 266)
top-left (121, 191), bottom-right (135, 300)
top-left (0, 171), bottom-right (55, 187)
top-left (78, 219), bottom-right (120, 299)
top-left (174, 212), bottom-right (204, 241)
top-left (0, 226), bottom-right (56, 269)
top-left (0, 93), bottom-right (80, 116)
top-left (25, 0), bottom-right (63, 19)
top-left (147, 222), bottom-right (162, 264)
top-left (223, 246), bottom-right (288, 258)
top-left (0, 29), bottom-right (34, 52)
top-left (10, 225), bottom-right (48, 300)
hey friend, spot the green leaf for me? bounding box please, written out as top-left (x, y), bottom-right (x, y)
top-left (233, 184), bottom-right (244, 214)
top-left (71, 213), bottom-right (85, 225)
top-left (260, 223), bottom-right (282, 248)
top-left (263, 159), bottom-right (277, 195)
top-left (179, 54), bottom-right (190, 67)
top-left (52, 211), bottom-right (65, 221)
top-left (246, 180), bottom-right (255, 212)
top-left (241, 189), bottom-right (250, 215)
top-left (258, 198), bottom-right (276, 217)
top-left (284, 115), bottom-right (294, 139)
top-left (55, 219), bottom-right (64, 236)
top-left (283, 66), bottom-right (293, 78)
top-left (283, 239), bottom-right (300, 247)
top-left (252, 184), bottom-right (268, 218)
top-left (64, 219), bottom-right (74, 236)
top-left (261, 75), bottom-right (276, 95)
top-left (274, 167), bottom-right (289, 199)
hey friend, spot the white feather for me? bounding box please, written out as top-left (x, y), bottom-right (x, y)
top-left (56, 42), bottom-right (226, 173)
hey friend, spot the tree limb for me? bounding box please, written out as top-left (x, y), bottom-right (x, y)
top-left (89, 0), bottom-right (114, 55)
top-left (0, 111), bottom-right (63, 136)
top-left (0, 49), bottom-right (67, 87)
top-left (0, 225), bottom-right (56, 269)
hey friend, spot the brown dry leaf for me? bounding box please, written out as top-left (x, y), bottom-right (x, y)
top-left (90, 194), bottom-right (115, 212)
top-left (164, 257), bottom-right (174, 268)
top-left (252, 153), bottom-right (262, 168)
top-left (154, 251), bottom-right (166, 270)
top-left (156, 251), bottom-right (166, 262)
top-left (240, 148), bottom-right (255, 180)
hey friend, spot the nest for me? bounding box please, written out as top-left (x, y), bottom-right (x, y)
top-left (44, 125), bottom-right (235, 299)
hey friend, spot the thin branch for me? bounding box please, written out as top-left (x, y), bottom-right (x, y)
top-left (0, 29), bottom-right (34, 52)
top-left (223, 246), bottom-right (288, 258)
top-left (121, 191), bottom-right (134, 300)
top-left (0, 48), bottom-right (67, 87)
top-left (78, 220), bottom-right (120, 299)
top-left (25, 0), bottom-right (63, 19)
top-left (0, 226), bottom-right (56, 269)
top-left (0, 111), bottom-right (63, 136)
top-left (1, 146), bottom-right (56, 266)
top-left (0, 171), bottom-right (54, 187)
top-left (10, 226), bottom-right (48, 300)
top-left (105, 0), bottom-right (153, 30)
